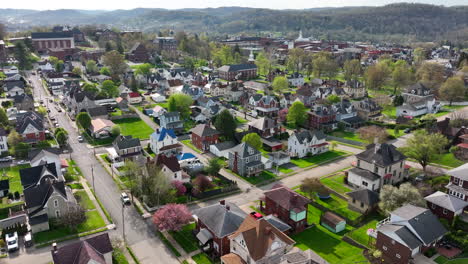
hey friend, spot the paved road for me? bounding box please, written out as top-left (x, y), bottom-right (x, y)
top-left (26, 71), bottom-right (178, 264)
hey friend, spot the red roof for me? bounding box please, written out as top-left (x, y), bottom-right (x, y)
top-left (404, 164), bottom-right (412, 169)
top-left (384, 173), bottom-right (392, 179)
top-left (128, 92), bottom-right (140, 98)
top-left (457, 143), bottom-right (468, 149)
top-left (60, 159), bottom-right (69, 168)
top-left (312, 142), bottom-right (329, 148)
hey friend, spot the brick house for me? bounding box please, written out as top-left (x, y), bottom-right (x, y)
top-left (260, 184), bottom-right (311, 233)
top-left (247, 117), bottom-right (280, 138)
top-left (255, 96), bottom-right (279, 119)
top-left (306, 106), bottom-right (337, 132)
top-left (16, 111), bottom-right (46, 144)
top-left (52, 233), bottom-right (113, 264)
top-left (190, 124), bottom-right (220, 152)
top-left (193, 201), bottom-right (247, 257)
top-left (373, 204), bottom-right (447, 264)
top-left (126, 42), bottom-right (149, 63)
top-left (218, 64), bottom-right (257, 81)
top-left (31, 32), bottom-right (75, 53)
top-left (425, 163), bottom-right (468, 223)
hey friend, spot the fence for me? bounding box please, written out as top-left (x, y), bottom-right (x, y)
top-left (326, 135), bottom-right (365, 147)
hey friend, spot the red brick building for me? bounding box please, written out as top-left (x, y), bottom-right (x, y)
top-left (31, 32), bottom-right (75, 53)
top-left (260, 184), bottom-right (311, 233)
top-left (16, 111), bottom-right (46, 144)
top-left (191, 124), bottom-right (220, 152)
top-left (218, 64), bottom-right (257, 81)
top-left (306, 106), bottom-right (338, 132)
top-left (126, 42), bottom-right (149, 63)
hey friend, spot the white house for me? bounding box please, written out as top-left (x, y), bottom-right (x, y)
top-left (127, 92), bottom-right (142, 104)
top-left (287, 72), bottom-right (304, 87)
top-left (7, 86), bottom-right (25, 97)
top-left (90, 118), bottom-right (115, 139)
top-left (396, 83), bottom-right (441, 117)
top-left (150, 93), bottom-right (166, 103)
top-left (209, 141), bottom-right (236, 159)
top-left (155, 154), bottom-right (190, 183)
top-left (287, 130), bottom-right (329, 158)
top-left (149, 127), bottom-right (181, 156)
top-left (151, 105), bottom-right (167, 118)
top-left (0, 128), bottom-right (8, 154)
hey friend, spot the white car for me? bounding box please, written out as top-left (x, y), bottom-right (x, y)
top-left (121, 192), bottom-right (131, 205)
top-left (6, 232), bottom-right (19, 252)
top-left (77, 136), bottom-right (84, 143)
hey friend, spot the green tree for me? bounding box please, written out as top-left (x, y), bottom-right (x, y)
top-left (300, 178), bottom-right (328, 199)
top-left (286, 101), bottom-right (307, 127)
top-left (313, 52), bottom-right (338, 79)
top-left (242, 133), bottom-right (262, 151)
top-left (439, 76), bottom-right (466, 106)
top-left (413, 48), bottom-right (426, 66)
top-left (379, 183), bottom-right (425, 215)
top-left (343, 59), bottom-right (362, 82)
top-left (392, 61), bottom-right (413, 94)
top-left (7, 130), bottom-right (22, 147)
top-left (416, 62), bottom-right (445, 90)
top-left (0, 108), bottom-right (8, 127)
top-left (86, 60), bottom-right (98, 74)
top-left (101, 80), bottom-right (119, 98)
top-left (400, 130), bottom-right (449, 175)
top-left (214, 109), bottom-right (237, 140)
top-left (326, 94), bottom-right (341, 105)
top-left (100, 67), bottom-right (111, 76)
top-left (365, 63), bottom-right (389, 90)
top-left (103, 50), bottom-right (127, 79)
top-left (111, 125), bottom-right (121, 137)
top-left (72, 67), bottom-right (82, 76)
top-left (76, 112), bottom-right (92, 130)
top-left (287, 48), bottom-right (305, 72)
top-left (15, 42), bottom-right (32, 70)
top-left (166, 94), bottom-right (193, 118)
top-left (272, 76), bottom-right (289, 93)
top-left (37, 106), bottom-right (47, 116)
top-left (205, 158), bottom-right (222, 176)
top-left (134, 63), bottom-right (152, 76)
top-left (56, 131), bottom-right (68, 147)
top-left (11, 142), bottom-right (30, 158)
top-left (255, 52), bottom-right (271, 76)
top-left (82, 83), bottom-right (99, 96)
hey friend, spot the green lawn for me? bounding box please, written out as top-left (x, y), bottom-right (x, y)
top-left (112, 248), bottom-right (130, 264)
top-left (227, 169), bottom-right (278, 185)
top-left (292, 224), bottom-right (367, 263)
top-left (34, 211), bottom-right (106, 244)
top-left (432, 152), bottom-right (464, 168)
top-left (434, 256), bottom-right (468, 264)
top-left (156, 102), bottom-right (169, 109)
top-left (113, 118), bottom-right (154, 139)
top-left (192, 253), bottom-right (213, 264)
top-left (181, 139), bottom-right (202, 154)
top-left (313, 193), bottom-right (362, 222)
top-left (236, 116), bottom-right (248, 124)
top-left (346, 219), bottom-right (378, 247)
top-left (382, 106), bottom-right (397, 119)
top-left (329, 130), bottom-right (366, 143)
top-left (386, 128), bottom-right (403, 138)
top-left (67, 183), bottom-right (84, 189)
top-left (320, 174), bottom-right (352, 195)
top-left (278, 166), bottom-right (293, 174)
top-left (290, 150), bottom-right (349, 169)
top-left (82, 131), bottom-right (116, 146)
top-left (74, 190), bottom-right (96, 210)
top-left (110, 108), bottom-right (123, 117)
top-left (169, 223), bottom-right (198, 254)
top-left (0, 164), bottom-right (31, 194)
top-left (307, 204), bottom-right (322, 224)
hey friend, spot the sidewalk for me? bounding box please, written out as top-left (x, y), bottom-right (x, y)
top-left (162, 230), bottom-right (202, 263)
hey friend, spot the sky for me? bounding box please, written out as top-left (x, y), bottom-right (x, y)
top-left (1, 0), bottom-right (466, 11)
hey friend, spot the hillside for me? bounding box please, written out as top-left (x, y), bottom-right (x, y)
top-left (1, 3), bottom-right (467, 44)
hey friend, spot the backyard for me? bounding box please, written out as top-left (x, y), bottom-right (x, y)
top-left (169, 223), bottom-right (198, 254)
top-left (228, 169), bottom-right (278, 185)
top-left (290, 150), bottom-right (349, 169)
top-left (191, 252), bottom-right (213, 264)
top-left (0, 164), bottom-right (31, 194)
top-left (328, 130), bottom-right (366, 144)
top-left (181, 139), bottom-right (203, 154)
top-left (346, 219), bottom-right (379, 247)
top-left (320, 174), bottom-right (352, 195)
top-left (113, 117), bottom-right (154, 139)
top-left (432, 152), bottom-right (465, 168)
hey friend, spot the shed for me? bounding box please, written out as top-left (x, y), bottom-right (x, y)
top-left (0, 179), bottom-right (9, 197)
top-left (320, 211), bottom-right (346, 233)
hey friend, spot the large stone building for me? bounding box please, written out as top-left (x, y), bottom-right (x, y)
top-left (218, 64), bottom-right (257, 81)
top-left (31, 32), bottom-right (75, 53)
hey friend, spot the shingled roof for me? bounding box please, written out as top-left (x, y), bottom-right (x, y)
top-left (20, 163), bottom-right (58, 190)
top-left (193, 201), bottom-right (247, 238)
top-left (155, 154), bottom-right (181, 173)
top-left (347, 189), bottom-right (379, 206)
top-left (51, 233), bottom-right (113, 264)
top-left (23, 180), bottom-right (67, 215)
top-left (356, 143), bottom-right (406, 167)
top-left (191, 124), bottom-right (220, 137)
top-left (263, 184), bottom-right (310, 213)
top-left (218, 64), bottom-right (257, 72)
top-left (16, 111), bottom-right (44, 134)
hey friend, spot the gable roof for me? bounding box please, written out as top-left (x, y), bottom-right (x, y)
top-left (229, 216), bottom-right (295, 261)
top-left (218, 64), bottom-right (257, 72)
top-left (212, 141), bottom-right (236, 151)
top-left (87, 106), bottom-right (108, 117)
top-left (229, 142), bottom-right (260, 158)
top-left (155, 154), bottom-right (181, 172)
top-left (193, 202), bottom-right (247, 238)
top-left (347, 189), bottom-right (379, 206)
top-left (31, 32), bottom-right (73, 39)
top-left (263, 184), bottom-right (310, 213)
top-left (91, 118), bottom-right (115, 133)
top-left (23, 180), bottom-right (67, 215)
top-left (16, 111), bottom-right (44, 134)
top-left (349, 167), bottom-right (380, 181)
top-left (447, 163), bottom-right (468, 181)
top-left (151, 127), bottom-right (177, 142)
top-left (113, 135), bottom-right (141, 150)
top-left (191, 124), bottom-right (220, 137)
top-left (20, 163), bottom-right (58, 189)
top-left (424, 191), bottom-right (468, 212)
top-left (247, 117), bottom-right (277, 131)
top-left (51, 233), bottom-right (113, 264)
top-left (292, 130), bottom-right (326, 144)
top-left (356, 143), bottom-right (406, 167)
top-left (378, 224), bottom-right (422, 250)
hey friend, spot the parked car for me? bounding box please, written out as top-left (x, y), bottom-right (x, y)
top-left (6, 232), bottom-right (19, 252)
top-left (121, 192), bottom-right (131, 205)
top-left (24, 232), bottom-right (33, 247)
top-left (404, 128), bottom-right (411, 133)
top-left (77, 136), bottom-right (84, 143)
top-left (0, 156), bottom-right (13, 162)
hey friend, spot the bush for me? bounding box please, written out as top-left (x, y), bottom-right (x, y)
top-left (7, 193), bottom-right (13, 200)
top-left (424, 248), bottom-right (437, 258)
top-left (176, 196), bottom-right (188, 204)
top-left (13, 191), bottom-right (20, 200)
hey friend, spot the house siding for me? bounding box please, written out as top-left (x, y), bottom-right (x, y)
top-left (376, 231), bottom-right (413, 264)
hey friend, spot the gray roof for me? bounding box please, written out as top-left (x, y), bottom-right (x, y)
top-left (191, 124), bottom-right (220, 137)
top-left (113, 135), bottom-right (141, 150)
top-left (212, 141), bottom-right (236, 151)
top-left (347, 189), bottom-right (379, 206)
top-left (356, 143), bottom-right (406, 167)
top-left (24, 180), bottom-right (67, 216)
top-left (264, 215), bottom-right (291, 232)
top-left (218, 64), bottom-right (257, 72)
top-left (293, 130), bottom-right (327, 144)
top-left (20, 163), bottom-right (58, 189)
top-left (87, 106), bottom-right (108, 117)
top-left (448, 163), bottom-right (468, 181)
top-left (31, 32), bottom-right (73, 39)
top-left (424, 191), bottom-right (468, 212)
top-left (378, 224), bottom-right (422, 249)
top-left (391, 204), bottom-right (447, 245)
top-left (193, 202), bottom-right (247, 238)
top-left (349, 167), bottom-right (380, 181)
top-left (229, 142), bottom-right (260, 158)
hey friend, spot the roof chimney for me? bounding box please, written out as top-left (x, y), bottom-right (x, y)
top-left (52, 242), bottom-right (58, 252)
top-left (374, 137), bottom-right (380, 153)
top-left (265, 226), bottom-right (272, 235)
top-left (219, 200), bottom-right (225, 205)
top-left (226, 205), bottom-right (230, 211)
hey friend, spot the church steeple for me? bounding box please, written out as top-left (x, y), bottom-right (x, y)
top-left (248, 49), bottom-right (255, 64)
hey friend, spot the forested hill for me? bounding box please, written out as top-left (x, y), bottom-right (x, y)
top-left (1, 3), bottom-right (468, 44)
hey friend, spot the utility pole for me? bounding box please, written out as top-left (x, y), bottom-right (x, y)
top-left (91, 165), bottom-right (95, 190)
top-left (122, 204), bottom-right (126, 241)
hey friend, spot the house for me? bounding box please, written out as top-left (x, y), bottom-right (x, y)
top-left (348, 141), bottom-right (408, 191)
top-left (432, 117), bottom-right (468, 147)
top-left (30, 149), bottom-right (64, 178)
top-left (151, 105), bottom-right (167, 118)
top-left (190, 107), bottom-right (208, 123)
top-left (221, 215), bottom-right (295, 264)
top-left (247, 117), bottom-right (280, 138)
top-left (210, 141), bottom-right (236, 159)
top-left (0, 180), bottom-right (9, 198)
top-left (159, 112), bottom-right (184, 134)
top-left (255, 96), bottom-right (279, 119)
top-left (279, 92), bottom-right (297, 108)
top-left (333, 99), bottom-right (364, 129)
top-left (6, 84), bottom-right (25, 97)
top-left (90, 118), bottom-right (115, 139)
top-left (306, 106), bottom-right (338, 132)
top-left (425, 163), bottom-right (468, 222)
top-left (112, 135), bottom-right (143, 161)
top-left (87, 106), bottom-right (109, 120)
top-left (287, 130), bottom-right (328, 158)
top-left (352, 98), bottom-right (382, 121)
top-left (67, 88), bottom-right (97, 116)
top-left (154, 154), bottom-right (189, 183)
top-left (397, 83), bottom-right (441, 117)
top-left (267, 151), bottom-right (290, 167)
top-left (191, 124), bottom-right (220, 152)
top-left (193, 201), bottom-right (247, 257)
top-left (287, 72), bottom-right (304, 87)
top-left (347, 189), bottom-right (379, 214)
top-left (228, 142), bottom-right (264, 177)
top-left (225, 82), bottom-right (245, 102)
top-left (296, 85), bottom-right (318, 107)
top-left (154, 37), bottom-right (178, 54)
top-left (150, 128), bottom-right (182, 156)
top-left (260, 184), bottom-right (311, 233)
top-left (374, 204), bottom-right (447, 264)
top-left (127, 92), bottom-right (142, 104)
top-left (20, 164), bottom-right (75, 233)
top-left (0, 128), bottom-right (8, 154)
top-left (150, 93), bottom-right (166, 103)
top-left (343, 80), bottom-right (366, 99)
top-left (16, 111), bottom-right (45, 144)
top-left (12, 93), bottom-right (34, 111)
top-left (126, 42), bottom-right (149, 63)
top-left (321, 211), bottom-right (346, 233)
top-left (51, 233), bottom-right (113, 264)
top-left (218, 64), bottom-right (257, 81)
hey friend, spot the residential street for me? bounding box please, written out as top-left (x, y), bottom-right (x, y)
top-left (27, 71), bottom-right (178, 264)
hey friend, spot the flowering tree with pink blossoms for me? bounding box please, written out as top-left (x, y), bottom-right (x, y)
top-left (152, 203), bottom-right (193, 231)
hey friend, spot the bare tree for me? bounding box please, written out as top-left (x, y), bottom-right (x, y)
top-left (58, 205), bottom-right (86, 231)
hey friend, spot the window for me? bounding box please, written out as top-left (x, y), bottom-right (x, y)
top-left (362, 181), bottom-right (368, 187)
top-left (352, 198), bottom-right (356, 203)
top-left (357, 160), bottom-right (360, 167)
top-left (391, 240), bottom-right (395, 245)
top-left (399, 172), bottom-right (402, 178)
top-left (432, 203), bottom-right (436, 209)
top-left (382, 246), bottom-right (387, 251)
top-left (454, 178), bottom-right (459, 184)
top-left (374, 166), bottom-right (378, 174)
top-left (459, 180), bottom-right (464, 187)
top-left (54, 200), bottom-right (58, 207)
top-left (396, 254), bottom-right (401, 259)
top-left (55, 210), bottom-right (61, 218)
top-left (360, 202), bottom-right (364, 208)
top-left (400, 162), bottom-right (403, 168)
top-left (443, 209), bottom-right (448, 215)
top-left (174, 173), bottom-right (177, 179)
